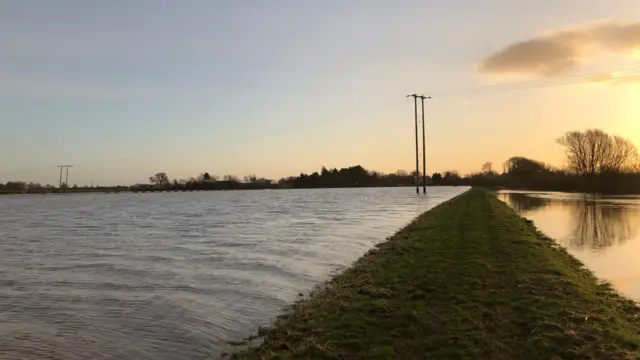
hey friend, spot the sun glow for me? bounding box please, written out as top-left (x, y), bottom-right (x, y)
top-left (611, 71), bottom-right (626, 78)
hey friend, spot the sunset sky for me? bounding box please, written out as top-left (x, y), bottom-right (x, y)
top-left (1, 1), bottom-right (639, 185)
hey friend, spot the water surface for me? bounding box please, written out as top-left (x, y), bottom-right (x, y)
top-left (0, 187), bottom-right (467, 359)
top-left (498, 191), bottom-right (640, 301)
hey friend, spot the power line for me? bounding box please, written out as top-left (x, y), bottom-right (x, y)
top-left (429, 68), bottom-right (640, 96)
top-left (8, 99), bottom-right (407, 178)
top-left (432, 68), bottom-right (640, 95)
top-left (13, 67), bottom-right (636, 181)
top-left (424, 68), bottom-right (640, 98)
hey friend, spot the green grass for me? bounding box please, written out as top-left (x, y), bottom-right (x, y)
top-left (230, 188), bottom-right (640, 360)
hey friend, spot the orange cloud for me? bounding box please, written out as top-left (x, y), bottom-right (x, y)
top-left (479, 21), bottom-right (640, 77)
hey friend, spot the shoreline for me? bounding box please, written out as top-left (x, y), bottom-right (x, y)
top-left (230, 188), bottom-right (640, 359)
top-left (0, 185), bottom-right (440, 196)
top-left (4, 185), bottom-right (640, 197)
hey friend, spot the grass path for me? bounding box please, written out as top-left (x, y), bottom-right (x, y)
top-left (231, 188), bottom-right (640, 359)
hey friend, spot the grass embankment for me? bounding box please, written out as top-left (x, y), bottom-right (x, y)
top-left (232, 188), bottom-right (640, 359)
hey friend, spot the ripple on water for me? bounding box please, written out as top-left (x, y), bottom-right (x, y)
top-left (0, 187), bottom-right (467, 359)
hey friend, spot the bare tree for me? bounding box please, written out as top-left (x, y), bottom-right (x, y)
top-left (149, 172), bottom-right (170, 187)
top-left (557, 129), bottom-right (639, 175)
top-left (481, 161), bottom-right (493, 174)
top-left (606, 135), bottom-right (640, 173)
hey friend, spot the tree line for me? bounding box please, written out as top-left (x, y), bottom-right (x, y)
top-left (134, 172), bottom-right (277, 191)
top-left (441, 129), bottom-right (640, 194)
top-left (2, 129), bottom-right (638, 195)
top-left (0, 181), bottom-right (129, 194)
top-left (134, 165), bottom-right (419, 192)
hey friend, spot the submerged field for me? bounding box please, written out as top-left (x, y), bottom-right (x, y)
top-left (232, 188), bottom-right (640, 359)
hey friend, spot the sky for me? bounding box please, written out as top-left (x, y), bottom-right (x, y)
top-left (1, 1), bottom-right (639, 185)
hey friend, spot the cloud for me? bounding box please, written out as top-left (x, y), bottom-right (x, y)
top-left (479, 21), bottom-right (640, 77)
top-left (587, 72), bottom-right (640, 85)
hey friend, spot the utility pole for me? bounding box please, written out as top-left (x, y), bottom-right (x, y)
top-left (407, 94), bottom-right (420, 194)
top-left (57, 165), bottom-right (73, 194)
top-left (65, 166), bottom-right (71, 194)
top-left (58, 166), bottom-right (63, 195)
top-left (419, 96), bottom-right (431, 194)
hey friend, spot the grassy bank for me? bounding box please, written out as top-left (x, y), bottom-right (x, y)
top-left (231, 188), bottom-right (640, 359)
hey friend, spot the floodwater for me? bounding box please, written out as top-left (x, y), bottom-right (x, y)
top-left (498, 191), bottom-right (640, 301)
top-left (0, 187), bottom-right (467, 360)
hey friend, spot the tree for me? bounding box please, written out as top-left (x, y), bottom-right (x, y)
top-left (557, 129), bottom-right (639, 175)
top-left (432, 172), bottom-right (443, 184)
top-left (203, 172), bottom-right (211, 182)
top-left (243, 174), bottom-right (258, 182)
top-left (443, 171), bottom-right (461, 185)
top-left (149, 172), bottom-right (170, 187)
top-left (6, 181), bottom-right (26, 191)
top-left (503, 156), bottom-right (550, 177)
top-left (369, 170), bottom-right (383, 179)
top-left (443, 170), bottom-right (460, 179)
top-left (223, 174), bottom-right (240, 182)
top-left (26, 182), bottom-right (42, 190)
top-left (481, 162), bottom-right (493, 174)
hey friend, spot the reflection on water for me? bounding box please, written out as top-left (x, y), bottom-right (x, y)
top-left (503, 193), bottom-right (551, 213)
top-left (571, 197), bottom-right (637, 250)
top-left (498, 191), bottom-right (640, 301)
top-left (500, 192), bottom-right (640, 252)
